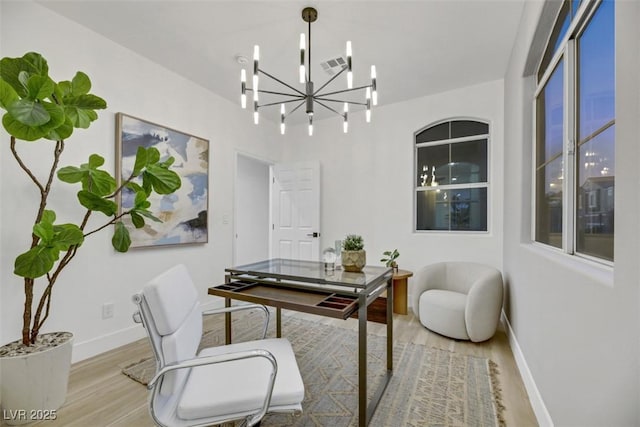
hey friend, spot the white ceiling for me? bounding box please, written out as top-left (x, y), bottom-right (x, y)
top-left (38, 0), bottom-right (526, 124)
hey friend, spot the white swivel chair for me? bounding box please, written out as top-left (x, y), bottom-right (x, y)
top-left (410, 262), bottom-right (503, 342)
top-left (132, 264), bottom-right (304, 427)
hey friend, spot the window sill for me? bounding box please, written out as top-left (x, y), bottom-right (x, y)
top-left (523, 242), bottom-right (614, 288)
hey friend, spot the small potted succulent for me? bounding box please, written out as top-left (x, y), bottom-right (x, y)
top-left (381, 249), bottom-right (400, 272)
top-left (341, 234), bottom-right (366, 272)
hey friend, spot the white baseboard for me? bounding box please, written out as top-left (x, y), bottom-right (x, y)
top-left (71, 299), bottom-right (226, 363)
top-left (501, 311), bottom-right (554, 427)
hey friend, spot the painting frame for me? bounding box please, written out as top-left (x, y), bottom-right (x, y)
top-left (115, 112), bottom-right (209, 248)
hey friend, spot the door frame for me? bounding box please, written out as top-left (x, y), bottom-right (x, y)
top-left (233, 150), bottom-right (275, 265)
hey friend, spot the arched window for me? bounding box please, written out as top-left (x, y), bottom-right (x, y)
top-left (414, 119), bottom-right (489, 232)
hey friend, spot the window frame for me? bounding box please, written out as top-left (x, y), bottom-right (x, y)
top-left (532, 0), bottom-right (614, 266)
top-left (413, 118), bottom-right (491, 234)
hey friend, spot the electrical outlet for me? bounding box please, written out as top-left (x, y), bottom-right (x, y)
top-left (102, 303), bottom-right (115, 319)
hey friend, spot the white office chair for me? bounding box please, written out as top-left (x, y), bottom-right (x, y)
top-left (132, 264), bottom-right (304, 427)
top-left (410, 262), bottom-right (504, 342)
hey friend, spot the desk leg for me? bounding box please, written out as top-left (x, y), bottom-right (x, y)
top-left (276, 307), bottom-right (282, 338)
top-left (358, 292), bottom-right (367, 427)
top-left (225, 297), bottom-right (231, 345)
top-left (387, 277), bottom-right (393, 370)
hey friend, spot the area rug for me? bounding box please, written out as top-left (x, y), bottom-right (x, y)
top-left (123, 311), bottom-right (504, 427)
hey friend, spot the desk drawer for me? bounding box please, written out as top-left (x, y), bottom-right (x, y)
top-left (209, 281), bottom-right (359, 320)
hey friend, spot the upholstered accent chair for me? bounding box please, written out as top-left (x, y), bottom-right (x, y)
top-left (132, 264), bottom-right (304, 427)
top-left (410, 262), bottom-right (504, 342)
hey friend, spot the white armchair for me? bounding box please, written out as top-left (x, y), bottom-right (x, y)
top-left (132, 264), bottom-right (304, 427)
top-left (410, 262), bottom-right (503, 342)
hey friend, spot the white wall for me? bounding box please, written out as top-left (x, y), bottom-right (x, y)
top-left (503, 1), bottom-right (640, 426)
top-left (0, 1), bottom-right (283, 361)
top-left (281, 80), bottom-right (505, 288)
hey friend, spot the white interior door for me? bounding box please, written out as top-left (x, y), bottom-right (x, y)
top-left (271, 161), bottom-right (321, 261)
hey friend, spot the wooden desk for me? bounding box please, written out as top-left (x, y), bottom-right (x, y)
top-left (392, 269), bottom-right (413, 315)
top-left (209, 258), bottom-right (393, 427)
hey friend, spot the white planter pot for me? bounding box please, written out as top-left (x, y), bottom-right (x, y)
top-left (0, 332), bottom-right (73, 425)
top-left (341, 249), bottom-right (366, 272)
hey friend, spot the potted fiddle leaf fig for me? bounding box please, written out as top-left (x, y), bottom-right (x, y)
top-left (0, 52), bottom-right (182, 424)
top-left (341, 234), bottom-right (366, 272)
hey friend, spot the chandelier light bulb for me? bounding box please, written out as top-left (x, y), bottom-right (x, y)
top-left (253, 45), bottom-right (260, 91)
top-left (299, 33), bottom-right (306, 83)
top-left (308, 115), bottom-right (313, 136)
top-left (346, 41), bottom-right (353, 89)
top-left (365, 88), bottom-right (371, 123)
top-left (240, 69), bottom-right (247, 109)
top-left (280, 104), bottom-right (286, 135)
top-left (371, 65), bottom-right (378, 106)
top-left (343, 102), bottom-right (349, 133)
top-left (253, 100), bottom-right (259, 125)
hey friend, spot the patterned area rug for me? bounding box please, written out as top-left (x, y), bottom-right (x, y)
top-left (123, 311), bottom-right (504, 426)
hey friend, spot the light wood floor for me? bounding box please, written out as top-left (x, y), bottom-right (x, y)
top-left (8, 311), bottom-right (538, 427)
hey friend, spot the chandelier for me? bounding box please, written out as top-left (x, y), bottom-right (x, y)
top-left (240, 7), bottom-right (378, 135)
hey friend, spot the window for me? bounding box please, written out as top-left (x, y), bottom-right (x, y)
top-left (415, 120), bottom-right (489, 232)
top-left (534, 0), bottom-right (614, 262)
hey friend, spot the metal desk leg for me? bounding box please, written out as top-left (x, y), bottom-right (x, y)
top-left (225, 297), bottom-right (232, 345)
top-left (358, 292), bottom-right (368, 427)
top-left (277, 307), bottom-right (282, 338)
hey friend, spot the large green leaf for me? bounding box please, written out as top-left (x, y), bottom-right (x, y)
top-left (41, 210), bottom-right (56, 224)
top-left (70, 72), bottom-right (91, 96)
top-left (0, 79), bottom-right (19, 110)
top-left (146, 147), bottom-right (160, 165)
top-left (85, 169), bottom-right (116, 196)
top-left (0, 54), bottom-right (44, 97)
top-left (46, 116), bottom-right (74, 141)
top-left (22, 52), bottom-right (49, 76)
top-left (57, 165), bottom-right (86, 183)
top-left (7, 99), bottom-right (50, 126)
top-left (26, 75), bottom-right (54, 101)
top-left (143, 166), bottom-right (181, 195)
top-left (52, 224), bottom-right (84, 249)
top-left (58, 157), bottom-right (116, 196)
top-left (112, 221), bottom-right (131, 252)
top-left (2, 101), bottom-right (64, 141)
top-left (130, 211), bottom-right (145, 229)
top-left (14, 245), bottom-right (58, 279)
top-left (132, 146), bottom-right (147, 176)
top-left (33, 221), bottom-right (54, 243)
top-left (88, 154), bottom-right (104, 168)
top-left (77, 190), bottom-right (117, 216)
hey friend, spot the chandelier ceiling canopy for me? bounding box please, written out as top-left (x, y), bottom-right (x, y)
top-left (240, 7), bottom-right (378, 136)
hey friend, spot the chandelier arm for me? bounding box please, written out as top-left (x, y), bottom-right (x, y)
top-left (312, 66), bottom-right (347, 96)
top-left (259, 98), bottom-right (306, 108)
top-left (285, 100), bottom-right (307, 118)
top-left (259, 69), bottom-right (305, 96)
top-left (314, 97), bottom-right (368, 106)
top-left (256, 89), bottom-right (305, 98)
top-left (314, 99), bottom-right (346, 118)
top-left (318, 84), bottom-right (372, 98)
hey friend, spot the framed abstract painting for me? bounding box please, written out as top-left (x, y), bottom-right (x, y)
top-left (116, 113), bottom-right (209, 248)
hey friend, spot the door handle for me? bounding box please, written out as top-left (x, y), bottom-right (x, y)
top-left (306, 232), bottom-right (320, 238)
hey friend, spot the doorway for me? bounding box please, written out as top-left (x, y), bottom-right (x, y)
top-left (234, 153), bottom-right (271, 265)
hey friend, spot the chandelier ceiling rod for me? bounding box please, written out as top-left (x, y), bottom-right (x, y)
top-left (239, 6), bottom-right (378, 135)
